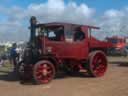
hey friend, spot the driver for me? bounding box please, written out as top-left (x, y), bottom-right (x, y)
top-left (74, 26), bottom-right (85, 41)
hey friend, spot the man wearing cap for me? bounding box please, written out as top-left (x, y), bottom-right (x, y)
top-left (74, 26), bottom-right (85, 41)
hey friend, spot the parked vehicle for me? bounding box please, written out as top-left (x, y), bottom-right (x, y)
top-left (106, 36), bottom-right (127, 56)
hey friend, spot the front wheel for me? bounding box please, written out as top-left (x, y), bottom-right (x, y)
top-left (87, 51), bottom-right (108, 77)
top-left (33, 60), bottom-right (55, 84)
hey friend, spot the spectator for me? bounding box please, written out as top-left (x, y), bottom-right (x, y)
top-left (10, 43), bottom-right (18, 70)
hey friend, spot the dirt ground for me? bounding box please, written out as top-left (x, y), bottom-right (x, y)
top-left (0, 56), bottom-right (128, 96)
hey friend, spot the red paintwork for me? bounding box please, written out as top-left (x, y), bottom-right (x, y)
top-left (20, 18), bottom-right (110, 84)
top-left (32, 22), bottom-right (110, 84)
top-left (106, 36), bottom-right (126, 49)
top-left (38, 22), bottom-right (111, 60)
top-left (89, 36), bottom-right (112, 49)
top-left (90, 52), bottom-right (107, 77)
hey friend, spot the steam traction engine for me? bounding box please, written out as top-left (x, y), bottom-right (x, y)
top-left (18, 16), bottom-right (111, 84)
top-left (106, 36), bottom-right (127, 56)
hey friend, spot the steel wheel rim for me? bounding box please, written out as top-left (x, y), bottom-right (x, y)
top-left (91, 52), bottom-right (107, 77)
top-left (34, 62), bottom-right (54, 83)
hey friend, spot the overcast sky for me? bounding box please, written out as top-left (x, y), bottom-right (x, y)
top-left (0, 0), bottom-right (128, 42)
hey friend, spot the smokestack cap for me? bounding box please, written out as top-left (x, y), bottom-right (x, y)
top-left (30, 16), bottom-right (37, 25)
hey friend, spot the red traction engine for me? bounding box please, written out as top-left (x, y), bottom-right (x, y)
top-left (106, 36), bottom-right (127, 56)
top-left (17, 16), bottom-right (111, 84)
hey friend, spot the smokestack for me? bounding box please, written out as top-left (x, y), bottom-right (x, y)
top-left (30, 16), bottom-right (37, 43)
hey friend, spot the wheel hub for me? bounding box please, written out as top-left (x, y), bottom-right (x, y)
top-left (42, 64), bottom-right (48, 76)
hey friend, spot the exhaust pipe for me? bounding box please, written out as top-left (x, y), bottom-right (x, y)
top-left (30, 16), bottom-right (37, 45)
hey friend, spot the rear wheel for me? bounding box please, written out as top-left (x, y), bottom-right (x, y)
top-left (87, 51), bottom-right (107, 77)
top-left (33, 60), bottom-right (55, 84)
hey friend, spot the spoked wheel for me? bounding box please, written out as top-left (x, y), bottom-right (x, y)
top-left (33, 60), bottom-right (55, 84)
top-left (87, 51), bottom-right (107, 77)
